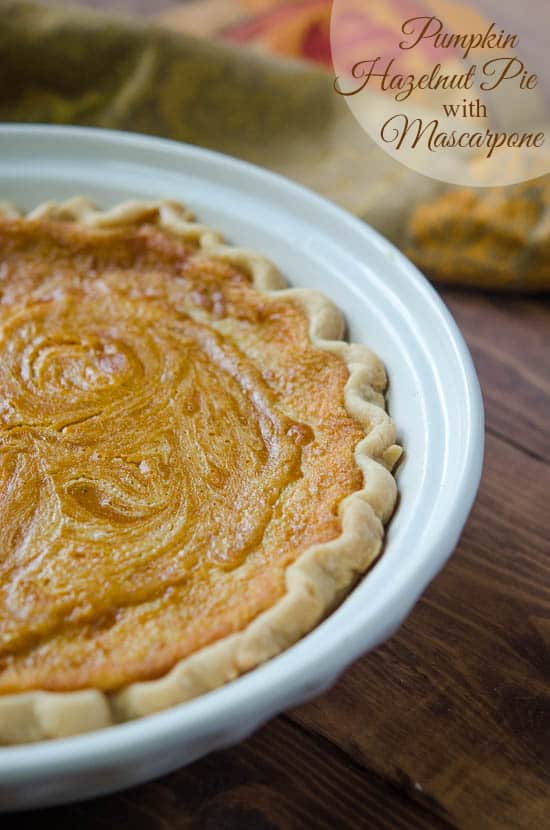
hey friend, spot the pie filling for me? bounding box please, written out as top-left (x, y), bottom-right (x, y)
top-left (0, 218), bottom-right (363, 693)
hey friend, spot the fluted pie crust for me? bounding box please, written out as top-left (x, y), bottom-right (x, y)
top-left (0, 198), bottom-right (401, 744)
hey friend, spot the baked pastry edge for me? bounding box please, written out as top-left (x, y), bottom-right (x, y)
top-left (0, 198), bottom-right (401, 744)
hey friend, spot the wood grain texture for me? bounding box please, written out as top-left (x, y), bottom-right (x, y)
top-left (444, 291), bottom-right (550, 463)
top-left (14, 717), bottom-right (454, 830)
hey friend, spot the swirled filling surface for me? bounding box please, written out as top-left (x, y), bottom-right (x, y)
top-left (0, 217), bottom-right (363, 692)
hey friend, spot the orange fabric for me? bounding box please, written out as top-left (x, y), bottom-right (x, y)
top-left (162, 0), bottom-right (489, 69)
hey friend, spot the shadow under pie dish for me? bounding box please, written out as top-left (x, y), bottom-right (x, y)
top-left (0, 197), bottom-right (401, 745)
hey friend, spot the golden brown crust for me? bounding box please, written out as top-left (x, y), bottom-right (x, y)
top-left (0, 198), bottom-right (400, 743)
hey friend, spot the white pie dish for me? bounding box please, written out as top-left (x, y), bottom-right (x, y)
top-left (0, 124), bottom-right (484, 810)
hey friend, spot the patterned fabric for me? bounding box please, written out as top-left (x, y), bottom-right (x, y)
top-left (1, 0), bottom-right (548, 290)
top-left (160, 0), bottom-right (483, 67)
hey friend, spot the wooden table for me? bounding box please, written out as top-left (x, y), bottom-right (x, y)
top-left (13, 3), bottom-right (550, 828)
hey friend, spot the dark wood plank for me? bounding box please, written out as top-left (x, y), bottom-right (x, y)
top-left (442, 290), bottom-right (550, 462)
top-left (288, 430), bottom-right (550, 830)
top-left (15, 717), bottom-right (454, 830)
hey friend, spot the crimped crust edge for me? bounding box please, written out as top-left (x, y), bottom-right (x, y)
top-left (0, 198), bottom-right (401, 744)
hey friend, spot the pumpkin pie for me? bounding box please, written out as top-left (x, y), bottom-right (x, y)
top-left (0, 198), bottom-right (400, 744)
